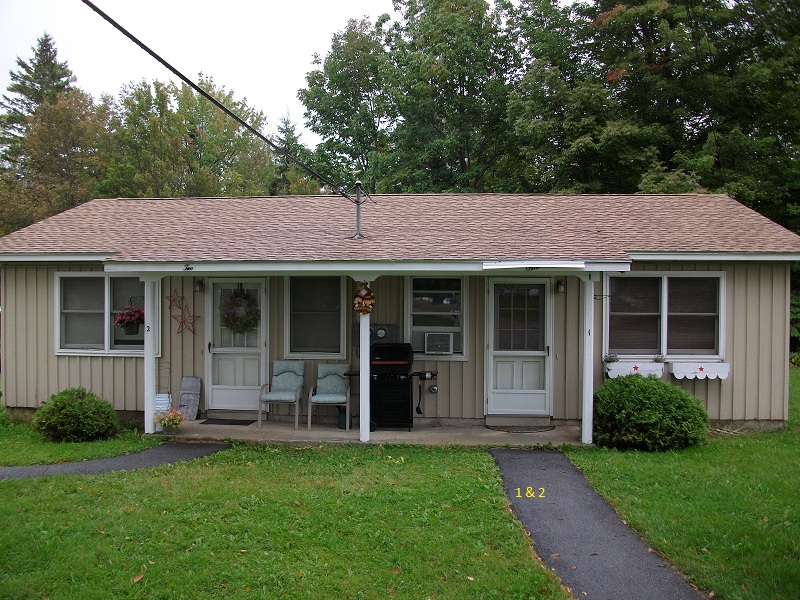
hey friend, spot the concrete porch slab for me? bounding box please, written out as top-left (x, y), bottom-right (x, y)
top-left (164, 419), bottom-right (582, 447)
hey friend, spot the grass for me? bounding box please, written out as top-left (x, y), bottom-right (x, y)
top-left (564, 367), bottom-right (800, 600)
top-left (0, 444), bottom-right (570, 599)
top-left (2, 371), bottom-right (799, 598)
top-left (0, 424), bottom-right (163, 466)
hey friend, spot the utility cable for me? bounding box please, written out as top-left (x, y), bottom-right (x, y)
top-left (80, 0), bottom-right (355, 202)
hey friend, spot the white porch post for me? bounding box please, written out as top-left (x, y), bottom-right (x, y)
top-left (359, 307), bottom-right (371, 442)
top-left (142, 276), bottom-right (158, 434)
top-left (581, 276), bottom-right (595, 444)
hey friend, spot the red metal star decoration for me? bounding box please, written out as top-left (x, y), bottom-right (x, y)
top-left (165, 289), bottom-right (184, 310)
top-left (172, 304), bottom-right (200, 334)
top-left (698, 366), bottom-right (705, 372)
top-left (632, 364), bottom-right (639, 371)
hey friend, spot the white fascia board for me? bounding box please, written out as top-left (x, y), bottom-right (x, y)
top-left (103, 260), bottom-right (490, 276)
top-left (482, 260), bottom-right (587, 270)
top-left (0, 252), bottom-right (113, 262)
top-left (481, 260), bottom-right (630, 273)
top-left (104, 259), bottom-right (633, 276)
top-left (628, 252), bottom-right (800, 262)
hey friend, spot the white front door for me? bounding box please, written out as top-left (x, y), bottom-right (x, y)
top-left (206, 279), bottom-right (266, 411)
top-left (487, 279), bottom-right (552, 415)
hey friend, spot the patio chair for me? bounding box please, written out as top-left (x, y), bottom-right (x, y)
top-left (258, 360), bottom-right (305, 429)
top-left (307, 363), bottom-right (351, 430)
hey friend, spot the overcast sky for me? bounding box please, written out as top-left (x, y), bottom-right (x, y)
top-left (0, 0), bottom-right (397, 146)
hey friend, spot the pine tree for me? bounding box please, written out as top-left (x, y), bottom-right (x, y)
top-left (0, 33), bottom-right (76, 167)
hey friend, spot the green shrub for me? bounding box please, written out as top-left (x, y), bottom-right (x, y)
top-left (32, 388), bottom-right (120, 442)
top-left (593, 375), bottom-right (709, 451)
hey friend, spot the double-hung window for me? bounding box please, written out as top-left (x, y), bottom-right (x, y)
top-left (286, 276), bottom-right (345, 358)
top-left (407, 277), bottom-right (466, 358)
top-left (57, 274), bottom-right (152, 354)
top-left (606, 274), bottom-right (723, 358)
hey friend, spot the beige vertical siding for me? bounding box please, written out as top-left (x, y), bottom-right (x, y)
top-left (1, 264), bottom-right (144, 411)
top-left (159, 276), bottom-right (206, 402)
top-left (3, 263), bottom-right (790, 424)
top-left (626, 262), bottom-right (790, 423)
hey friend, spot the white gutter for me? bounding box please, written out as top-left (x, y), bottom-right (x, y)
top-left (482, 260), bottom-right (587, 270)
top-left (0, 252), bottom-right (114, 262)
top-left (627, 252), bottom-right (800, 262)
top-left (101, 259), bottom-right (631, 276)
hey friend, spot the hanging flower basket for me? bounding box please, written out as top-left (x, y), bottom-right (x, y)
top-left (220, 290), bottom-right (261, 334)
top-left (114, 306), bottom-right (145, 334)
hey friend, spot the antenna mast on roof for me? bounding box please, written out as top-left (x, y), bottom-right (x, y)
top-left (349, 181), bottom-right (367, 239)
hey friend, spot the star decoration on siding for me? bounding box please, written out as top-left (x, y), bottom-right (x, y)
top-left (172, 304), bottom-right (200, 334)
top-left (632, 364), bottom-right (639, 371)
top-left (166, 289), bottom-right (184, 309)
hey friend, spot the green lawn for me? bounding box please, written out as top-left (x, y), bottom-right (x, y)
top-left (2, 371), bottom-right (799, 598)
top-left (0, 444), bottom-right (570, 599)
top-left (564, 368), bottom-right (800, 600)
top-left (0, 424), bottom-right (162, 466)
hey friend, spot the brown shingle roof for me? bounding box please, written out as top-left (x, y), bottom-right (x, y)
top-left (1, 194), bottom-right (799, 263)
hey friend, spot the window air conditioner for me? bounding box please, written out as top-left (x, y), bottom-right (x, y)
top-left (424, 332), bottom-right (453, 355)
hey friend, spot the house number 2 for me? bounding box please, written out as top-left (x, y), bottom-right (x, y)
top-left (146, 326), bottom-right (151, 332)
top-left (515, 486), bottom-right (545, 498)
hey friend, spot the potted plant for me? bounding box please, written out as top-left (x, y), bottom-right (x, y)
top-left (114, 305), bottom-right (145, 335)
top-left (154, 407), bottom-right (186, 434)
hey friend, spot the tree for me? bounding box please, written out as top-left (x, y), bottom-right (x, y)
top-left (270, 115), bottom-right (320, 195)
top-left (0, 33), bottom-right (76, 168)
top-left (381, 0), bottom-right (517, 192)
top-left (299, 17), bottom-right (395, 192)
top-left (98, 77), bottom-right (280, 198)
top-left (0, 89), bottom-right (108, 233)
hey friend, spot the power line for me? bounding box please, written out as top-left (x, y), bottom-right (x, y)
top-left (80, 0), bottom-right (354, 202)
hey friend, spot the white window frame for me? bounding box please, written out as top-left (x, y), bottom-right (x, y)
top-left (55, 272), bottom-right (160, 357)
top-left (405, 276), bottom-right (468, 361)
top-left (603, 271), bottom-right (725, 360)
top-left (283, 275), bottom-right (346, 359)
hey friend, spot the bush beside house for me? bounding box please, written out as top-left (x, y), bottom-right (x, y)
top-left (593, 375), bottom-right (709, 451)
top-left (32, 387), bottom-right (120, 442)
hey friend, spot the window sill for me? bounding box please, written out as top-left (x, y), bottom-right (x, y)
top-left (669, 361), bottom-right (729, 380)
top-left (605, 361), bottom-right (664, 378)
top-left (56, 350), bottom-right (145, 358)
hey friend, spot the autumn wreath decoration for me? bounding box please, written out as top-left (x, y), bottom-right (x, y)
top-left (220, 290), bottom-right (261, 334)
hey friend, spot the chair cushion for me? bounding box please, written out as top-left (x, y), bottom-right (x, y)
top-left (262, 391), bottom-right (299, 403)
top-left (310, 393), bottom-right (348, 405)
top-left (271, 371), bottom-right (302, 393)
top-left (316, 364), bottom-right (349, 395)
top-left (274, 360), bottom-right (305, 376)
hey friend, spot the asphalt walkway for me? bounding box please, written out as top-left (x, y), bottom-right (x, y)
top-left (490, 448), bottom-right (706, 600)
top-left (0, 442), bottom-right (231, 481)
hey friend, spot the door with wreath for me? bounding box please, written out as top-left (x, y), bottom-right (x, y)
top-left (206, 280), bottom-right (266, 411)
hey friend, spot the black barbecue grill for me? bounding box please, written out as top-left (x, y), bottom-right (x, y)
top-left (370, 343), bottom-right (414, 430)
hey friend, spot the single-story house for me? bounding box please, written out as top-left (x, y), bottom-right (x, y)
top-left (1, 193), bottom-right (799, 443)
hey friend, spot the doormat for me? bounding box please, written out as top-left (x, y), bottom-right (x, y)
top-left (201, 419), bottom-right (256, 426)
top-left (485, 426), bottom-right (555, 433)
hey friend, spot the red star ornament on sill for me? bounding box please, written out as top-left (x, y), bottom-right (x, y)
top-left (172, 304), bottom-right (200, 335)
top-left (166, 289), bottom-right (184, 310)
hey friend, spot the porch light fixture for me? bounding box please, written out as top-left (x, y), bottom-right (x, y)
top-left (194, 278), bottom-right (204, 293)
top-left (556, 280), bottom-right (566, 294)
